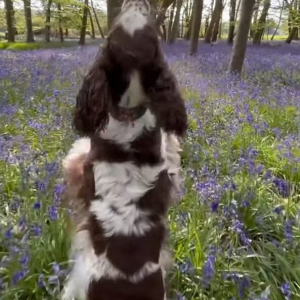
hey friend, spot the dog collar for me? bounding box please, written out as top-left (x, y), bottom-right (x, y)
top-left (110, 105), bottom-right (148, 122)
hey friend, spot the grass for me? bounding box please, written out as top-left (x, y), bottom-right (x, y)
top-left (0, 41), bottom-right (300, 300)
top-left (0, 39), bottom-right (102, 51)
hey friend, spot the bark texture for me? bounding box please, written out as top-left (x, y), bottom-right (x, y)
top-left (228, 0), bottom-right (255, 74)
top-left (189, 0), bottom-right (204, 54)
top-left (169, 0), bottom-right (184, 43)
top-left (253, 0), bottom-right (271, 44)
top-left (227, 0), bottom-right (236, 44)
top-left (23, 0), bottom-right (34, 42)
top-left (79, 0), bottom-right (89, 45)
top-left (4, 0), bottom-right (15, 42)
top-left (204, 0), bottom-right (223, 43)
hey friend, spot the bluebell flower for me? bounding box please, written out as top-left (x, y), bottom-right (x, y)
top-left (4, 227), bottom-right (13, 239)
top-left (38, 274), bottom-right (45, 288)
top-left (33, 201), bottom-right (41, 209)
top-left (274, 205), bottom-right (283, 215)
top-left (281, 283), bottom-right (291, 300)
top-left (52, 262), bottom-right (60, 275)
top-left (19, 253), bottom-right (29, 266)
top-left (48, 205), bottom-right (58, 220)
top-left (12, 270), bottom-right (26, 285)
top-left (284, 220), bottom-right (293, 243)
top-left (202, 254), bottom-right (216, 284)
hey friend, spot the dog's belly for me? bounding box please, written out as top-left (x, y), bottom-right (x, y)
top-left (88, 270), bottom-right (165, 300)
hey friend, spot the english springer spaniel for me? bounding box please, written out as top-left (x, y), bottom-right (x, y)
top-left (61, 0), bottom-right (187, 299)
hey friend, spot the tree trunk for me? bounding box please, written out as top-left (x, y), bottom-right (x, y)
top-left (167, 1), bottom-right (176, 42)
top-left (204, 0), bottom-right (223, 43)
top-left (162, 23), bottom-right (167, 40)
top-left (228, 0), bottom-right (255, 74)
top-left (293, 0), bottom-right (299, 40)
top-left (169, 0), bottom-right (184, 43)
top-left (253, 0), bottom-right (270, 44)
top-left (286, 26), bottom-right (298, 43)
top-left (65, 28), bottom-right (69, 37)
top-left (189, 0), bottom-right (204, 55)
top-left (204, 15), bottom-right (209, 36)
top-left (88, 8), bottom-right (96, 39)
top-left (185, 4), bottom-right (194, 39)
top-left (286, 0), bottom-right (298, 43)
top-left (4, 0), bottom-right (15, 42)
top-left (23, 0), bottom-right (34, 42)
top-left (79, 0), bottom-right (89, 45)
top-left (227, 0), bottom-right (236, 44)
top-left (107, 0), bottom-right (122, 30)
top-left (91, 0), bottom-right (105, 38)
top-left (155, 0), bottom-right (176, 29)
top-left (250, 0), bottom-right (260, 38)
top-left (45, 0), bottom-right (52, 42)
top-left (218, 15), bottom-right (222, 39)
top-left (212, 4), bottom-right (224, 42)
top-left (271, 0), bottom-right (284, 40)
top-left (57, 3), bottom-right (64, 42)
top-left (235, 0), bottom-right (241, 20)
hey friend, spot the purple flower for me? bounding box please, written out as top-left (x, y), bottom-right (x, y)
top-left (12, 270), bottom-right (26, 285)
top-left (284, 220), bottom-right (293, 242)
top-left (238, 276), bottom-right (250, 298)
top-left (33, 201), bottom-right (41, 209)
top-left (273, 178), bottom-right (290, 198)
top-left (19, 253), bottom-right (29, 266)
top-left (38, 274), bottom-right (45, 288)
top-left (274, 205), bottom-right (283, 215)
top-left (35, 180), bottom-right (47, 192)
top-left (31, 224), bottom-right (42, 236)
top-left (47, 205), bottom-right (58, 220)
top-left (179, 260), bottom-right (193, 275)
top-left (4, 227), bottom-right (13, 239)
top-left (281, 283), bottom-right (291, 300)
top-left (202, 254), bottom-right (216, 284)
top-left (211, 201), bottom-right (219, 213)
top-left (52, 262), bottom-right (60, 275)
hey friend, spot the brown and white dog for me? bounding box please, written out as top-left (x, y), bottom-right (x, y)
top-left (61, 0), bottom-right (187, 299)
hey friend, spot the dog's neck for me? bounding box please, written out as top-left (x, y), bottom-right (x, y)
top-left (110, 105), bottom-right (148, 123)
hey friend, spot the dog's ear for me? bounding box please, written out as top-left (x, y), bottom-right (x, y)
top-left (147, 60), bottom-right (188, 137)
top-left (73, 55), bottom-right (111, 136)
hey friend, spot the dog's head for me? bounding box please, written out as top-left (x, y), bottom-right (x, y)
top-left (73, 0), bottom-right (187, 138)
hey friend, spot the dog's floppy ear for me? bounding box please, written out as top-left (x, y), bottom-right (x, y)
top-left (73, 53), bottom-right (111, 136)
top-left (147, 59), bottom-right (188, 137)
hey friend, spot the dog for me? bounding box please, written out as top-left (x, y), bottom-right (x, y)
top-left (61, 0), bottom-right (187, 299)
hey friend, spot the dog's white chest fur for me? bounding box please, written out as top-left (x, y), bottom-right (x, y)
top-left (62, 111), bottom-right (182, 300)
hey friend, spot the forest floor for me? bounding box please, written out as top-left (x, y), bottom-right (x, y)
top-left (0, 41), bottom-right (300, 300)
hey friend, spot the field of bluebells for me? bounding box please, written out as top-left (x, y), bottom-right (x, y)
top-left (1, 41), bottom-right (300, 300)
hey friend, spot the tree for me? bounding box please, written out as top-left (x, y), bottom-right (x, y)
top-left (253, 0), bottom-right (271, 44)
top-left (4, 0), bottom-right (15, 42)
top-left (91, 0), bottom-right (104, 39)
top-left (23, 0), bottom-right (34, 42)
top-left (271, 0), bottom-right (284, 40)
top-left (212, 1), bottom-right (224, 42)
top-left (57, 3), bottom-right (64, 42)
top-left (228, 0), bottom-right (256, 74)
top-left (204, 0), bottom-right (223, 43)
top-left (88, 8), bottom-right (95, 39)
top-left (79, 0), bottom-right (89, 45)
top-left (169, 0), bottom-right (184, 43)
top-left (45, 0), bottom-right (52, 42)
top-left (228, 0), bottom-right (237, 44)
top-left (107, 0), bottom-right (122, 30)
top-left (167, 1), bottom-right (176, 41)
top-left (155, 0), bottom-right (175, 33)
top-left (189, 0), bottom-right (204, 55)
top-left (285, 0), bottom-right (299, 42)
